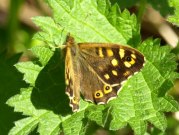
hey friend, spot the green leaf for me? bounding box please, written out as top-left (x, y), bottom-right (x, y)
top-left (14, 46), bottom-right (53, 85)
top-left (30, 46), bottom-right (54, 66)
top-left (110, 0), bottom-right (174, 17)
top-left (38, 112), bottom-right (62, 135)
top-left (8, 117), bottom-right (39, 135)
top-left (85, 105), bottom-right (105, 126)
top-left (105, 4), bottom-right (140, 47)
top-left (7, 88), bottom-right (46, 116)
top-left (14, 62), bottom-right (42, 85)
top-left (48, 0), bottom-right (126, 44)
top-left (32, 17), bottom-right (66, 46)
top-left (167, 0), bottom-right (179, 26)
top-left (159, 96), bottom-right (179, 112)
top-left (7, 88), bottom-right (62, 135)
top-left (7, 87), bottom-right (86, 135)
top-left (62, 111), bottom-right (85, 135)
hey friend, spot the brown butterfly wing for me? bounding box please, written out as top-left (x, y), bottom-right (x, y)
top-left (78, 43), bottom-right (145, 85)
top-left (65, 36), bottom-right (145, 112)
top-left (77, 56), bottom-right (121, 104)
top-left (65, 36), bottom-right (81, 112)
top-left (77, 43), bottom-right (145, 104)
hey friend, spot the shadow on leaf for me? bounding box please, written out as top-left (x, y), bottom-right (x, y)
top-left (31, 50), bottom-right (72, 115)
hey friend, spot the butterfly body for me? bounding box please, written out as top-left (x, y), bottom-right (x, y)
top-left (64, 35), bottom-right (145, 112)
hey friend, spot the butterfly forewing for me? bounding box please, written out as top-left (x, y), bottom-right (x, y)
top-left (64, 36), bottom-right (145, 112)
top-left (79, 43), bottom-right (145, 84)
top-left (65, 37), bottom-right (81, 112)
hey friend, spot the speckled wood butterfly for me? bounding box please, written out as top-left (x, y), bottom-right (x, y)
top-left (64, 35), bottom-right (145, 112)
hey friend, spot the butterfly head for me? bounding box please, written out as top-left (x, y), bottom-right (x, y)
top-left (66, 35), bottom-right (75, 47)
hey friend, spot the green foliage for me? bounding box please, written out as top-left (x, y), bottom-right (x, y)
top-left (0, 53), bottom-right (27, 135)
top-left (6, 0), bottom-right (179, 135)
top-left (110, 0), bottom-right (174, 17)
top-left (167, 0), bottom-right (179, 26)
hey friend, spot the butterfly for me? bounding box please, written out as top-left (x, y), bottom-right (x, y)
top-left (64, 35), bottom-right (145, 112)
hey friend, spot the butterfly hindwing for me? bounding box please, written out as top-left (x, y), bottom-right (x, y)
top-left (65, 36), bottom-right (145, 112)
top-left (77, 57), bottom-right (121, 104)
